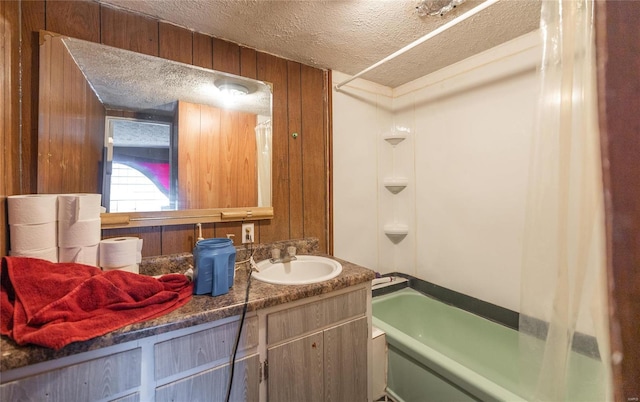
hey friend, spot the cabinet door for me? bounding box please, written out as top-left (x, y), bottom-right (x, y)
top-left (154, 316), bottom-right (258, 380)
top-left (155, 354), bottom-right (259, 402)
top-left (324, 317), bottom-right (368, 402)
top-left (0, 348), bottom-right (141, 401)
top-left (268, 332), bottom-right (324, 402)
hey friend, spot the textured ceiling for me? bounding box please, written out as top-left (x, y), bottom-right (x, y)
top-left (63, 36), bottom-right (272, 115)
top-left (98, 0), bottom-right (541, 88)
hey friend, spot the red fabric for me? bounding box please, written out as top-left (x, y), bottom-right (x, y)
top-left (0, 257), bottom-right (193, 349)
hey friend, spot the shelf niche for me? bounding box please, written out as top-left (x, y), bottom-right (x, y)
top-left (384, 223), bottom-right (408, 244)
top-left (383, 132), bottom-right (406, 146)
top-left (383, 178), bottom-right (408, 194)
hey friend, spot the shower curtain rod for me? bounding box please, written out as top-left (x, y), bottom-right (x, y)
top-left (334, 0), bottom-right (500, 90)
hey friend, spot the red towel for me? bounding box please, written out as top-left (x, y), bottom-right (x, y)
top-left (1, 257), bottom-right (193, 349)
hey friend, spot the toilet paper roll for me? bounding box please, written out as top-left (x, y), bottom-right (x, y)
top-left (10, 247), bottom-right (58, 263)
top-left (136, 238), bottom-right (144, 263)
top-left (59, 244), bottom-right (100, 266)
top-left (102, 264), bottom-right (139, 274)
top-left (99, 237), bottom-right (141, 268)
top-left (9, 222), bottom-right (58, 251)
top-left (58, 219), bottom-right (101, 247)
top-left (58, 193), bottom-right (102, 224)
top-left (8, 194), bottom-right (58, 225)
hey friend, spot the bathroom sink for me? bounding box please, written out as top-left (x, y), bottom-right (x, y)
top-left (252, 255), bottom-right (342, 285)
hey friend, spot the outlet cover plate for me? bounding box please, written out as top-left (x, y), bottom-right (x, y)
top-left (242, 223), bottom-right (255, 243)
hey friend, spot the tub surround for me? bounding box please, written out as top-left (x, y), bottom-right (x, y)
top-left (373, 273), bottom-right (519, 331)
top-left (375, 273), bottom-right (601, 360)
top-left (1, 238), bottom-right (375, 372)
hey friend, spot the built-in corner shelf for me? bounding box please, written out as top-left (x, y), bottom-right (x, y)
top-left (383, 178), bottom-right (408, 194)
top-left (384, 223), bottom-right (408, 244)
top-left (383, 133), bottom-right (406, 146)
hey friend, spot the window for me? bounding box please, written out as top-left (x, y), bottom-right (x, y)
top-left (109, 163), bottom-right (170, 212)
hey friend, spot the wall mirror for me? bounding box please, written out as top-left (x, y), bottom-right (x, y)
top-left (37, 31), bottom-right (273, 227)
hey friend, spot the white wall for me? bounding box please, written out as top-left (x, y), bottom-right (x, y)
top-left (333, 31), bottom-right (541, 312)
top-left (332, 73), bottom-right (392, 271)
top-left (400, 32), bottom-right (540, 312)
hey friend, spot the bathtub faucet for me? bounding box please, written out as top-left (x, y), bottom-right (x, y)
top-left (270, 246), bottom-right (297, 263)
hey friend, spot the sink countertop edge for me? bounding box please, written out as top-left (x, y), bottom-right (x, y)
top-left (0, 254), bottom-right (375, 372)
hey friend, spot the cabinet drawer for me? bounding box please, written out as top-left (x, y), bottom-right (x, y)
top-left (0, 348), bottom-right (141, 401)
top-left (155, 354), bottom-right (260, 402)
top-left (267, 288), bottom-right (367, 344)
top-left (155, 315), bottom-right (258, 380)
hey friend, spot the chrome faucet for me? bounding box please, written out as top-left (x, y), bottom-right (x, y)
top-left (270, 246), bottom-right (297, 263)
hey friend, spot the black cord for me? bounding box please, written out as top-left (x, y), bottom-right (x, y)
top-left (225, 244), bottom-right (253, 402)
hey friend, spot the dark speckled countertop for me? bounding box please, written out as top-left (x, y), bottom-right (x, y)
top-left (1, 238), bottom-right (375, 372)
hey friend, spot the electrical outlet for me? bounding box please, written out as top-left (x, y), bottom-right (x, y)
top-left (242, 223), bottom-right (255, 244)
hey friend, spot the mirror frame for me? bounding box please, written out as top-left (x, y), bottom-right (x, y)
top-left (37, 31), bottom-right (273, 228)
top-left (101, 206), bottom-right (273, 229)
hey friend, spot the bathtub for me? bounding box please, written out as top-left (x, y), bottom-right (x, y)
top-left (372, 288), bottom-right (607, 402)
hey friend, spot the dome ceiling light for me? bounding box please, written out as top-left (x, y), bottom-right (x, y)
top-left (416, 0), bottom-right (467, 17)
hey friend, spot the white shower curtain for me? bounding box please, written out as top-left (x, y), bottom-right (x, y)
top-left (255, 120), bottom-right (272, 207)
top-left (518, 0), bottom-right (611, 400)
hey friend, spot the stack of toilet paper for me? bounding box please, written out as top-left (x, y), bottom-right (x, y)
top-left (8, 193), bottom-right (103, 265)
top-left (8, 195), bottom-right (59, 262)
top-left (57, 194), bottom-right (103, 265)
top-left (99, 237), bottom-right (143, 274)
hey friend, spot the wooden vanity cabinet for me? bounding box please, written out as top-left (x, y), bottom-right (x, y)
top-left (0, 284), bottom-right (371, 402)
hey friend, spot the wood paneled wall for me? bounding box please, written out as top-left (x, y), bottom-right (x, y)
top-left (595, 2), bottom-right (640, 398)
top-left (1, 1), bottom-right (18, 257)
top-left (3, 0), bottom-right (330, 257)
top-left (37, 33), bottom-right (104, 194)
top-left (177, 101), bottom-right (258, 209)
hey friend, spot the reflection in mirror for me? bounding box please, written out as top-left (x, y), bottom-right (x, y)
top-left (105, 117), bottom-right (175, 212)
top-left (37, 31), bottom-right (272, 215)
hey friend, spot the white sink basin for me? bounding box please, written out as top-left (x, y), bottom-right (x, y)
top-left (253, 255), bottom-right (342, 285)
